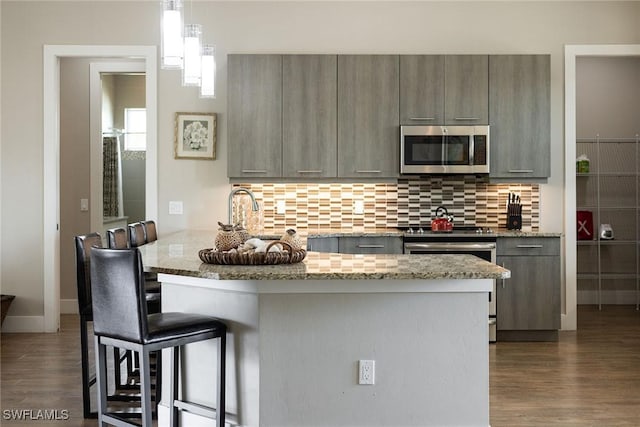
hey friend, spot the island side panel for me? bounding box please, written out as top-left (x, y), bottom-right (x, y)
top-left (259, 288), bottom-right (490, 427)
top-left (158, 281), bottom-right (260, 427)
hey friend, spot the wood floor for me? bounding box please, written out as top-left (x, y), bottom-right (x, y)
top-left (1, 305), bottom-right (639, 426)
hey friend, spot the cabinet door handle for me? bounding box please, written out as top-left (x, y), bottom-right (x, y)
top-left (516, 244), bottom-right (543, 249)
top-left (297, 170), bottom-right (323, 174)
top-left (508, 169), bottom-right (534, 173)
top-left (355, 170), bottom-right (381, 174)
top-left (410, 117), bottom-right (435, 121)
top-left (501, 262), bottom-right (506, 288)
top-left (357, 244), bottom-right (385, 248)
top-left (241, 169), bottom-right (267, 173)
top-left (454, 117), bottom-right (480, 121)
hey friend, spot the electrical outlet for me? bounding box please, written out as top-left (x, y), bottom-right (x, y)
top-left (276, 200), bottom-right (286, 215)
top-left (354, 200), bottom-right (364, 215)
top-left (358, 360), bottom-right (375, 385)
top-left (169, 201), bottom-right (183, 215)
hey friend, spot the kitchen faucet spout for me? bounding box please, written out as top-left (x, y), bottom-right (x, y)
top-left (228, 187), bottom-right (260, 224)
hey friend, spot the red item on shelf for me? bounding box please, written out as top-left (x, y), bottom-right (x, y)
top-left (577, 211), bottom-right (594, 240)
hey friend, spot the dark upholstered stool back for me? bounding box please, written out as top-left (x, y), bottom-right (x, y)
top-left (90, 248), bottom-right (148, 343)
top-left (107, 227), bottom-right (129, 249)
top-left (128, 223), bottom-right (146, 248)
top-left (141, 220), bottom-right (157, 243)
top-left (75, 232), bottom-right (102, 317)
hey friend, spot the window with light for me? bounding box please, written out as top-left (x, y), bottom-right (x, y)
top-left (124, 108), bottom-right (147, 151)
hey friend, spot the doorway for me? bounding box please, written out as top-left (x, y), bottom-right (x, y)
top-left (43, 45), bottom-right (158, 332)
top-left (564, 44), bottom-right (640, 331)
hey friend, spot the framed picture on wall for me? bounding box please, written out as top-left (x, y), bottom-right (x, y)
top-left (174, 112), bottom-right (217, 160)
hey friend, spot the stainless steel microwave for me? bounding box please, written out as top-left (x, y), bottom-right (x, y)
top-left (400, 125), bottom-right (490, 174)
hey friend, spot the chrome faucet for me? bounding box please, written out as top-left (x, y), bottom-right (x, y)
top-left (228, 187), bottom-right (260, 224)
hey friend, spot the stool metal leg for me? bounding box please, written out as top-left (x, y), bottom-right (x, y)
top-left (169, 346), bottom-right (179, 427)
top-left (139, 349), bottom-right (153, 427)
top-left (95, 336), bottom-right (109, 427)
top-left (80, 317), bottom-right (93, 418)
top-left (217, 335), bottom-right (226, 427)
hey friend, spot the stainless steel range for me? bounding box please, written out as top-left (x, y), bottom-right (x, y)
top-left (403, 226), bottom-right (497, 342)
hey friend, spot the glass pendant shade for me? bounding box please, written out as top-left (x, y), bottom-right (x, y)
top-left (200, 45), bottom-right (216, 98)
top-left (183, 24), bottom-right (202, 86)
top-left (161, 0), bottom-right (183, 70)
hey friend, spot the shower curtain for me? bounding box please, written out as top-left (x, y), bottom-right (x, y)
top-left (103, 135), bottom-right (124, 218)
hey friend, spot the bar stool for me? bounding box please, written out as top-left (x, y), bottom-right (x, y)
top-left (75, 233), bottom-right (160, 419)
top-left (128, 222), bottom-right (147, 248)
top-left (90, 247), bottom-right (227, 427)
top-left (141, 220), bottom-right (157, 243)
top-left (107, 226), bottom-right (160, 294)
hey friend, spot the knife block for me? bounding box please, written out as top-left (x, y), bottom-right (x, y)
top-left (506, 215), bottom-right (522, 230)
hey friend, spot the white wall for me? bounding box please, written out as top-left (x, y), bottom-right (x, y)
top-left (1, 1), bottom-right (639, 324)
top-left (577, 57), bottom-right (640, 138)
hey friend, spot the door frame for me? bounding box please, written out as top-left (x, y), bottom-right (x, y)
top-left (563, 44), bottom-right (640, 330)
top-left (43, 45), bottom-right (157, 332)
top-left (89, 61), bottom-right (146, 234)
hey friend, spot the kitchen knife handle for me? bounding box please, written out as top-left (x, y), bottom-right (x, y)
top-left (508, 169), bottom-right (535, 173)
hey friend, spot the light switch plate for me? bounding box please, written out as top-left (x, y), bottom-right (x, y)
top-left (80, 198), bottom-right (89, 212)
top-left (169, 201), bottom-right (183, 215)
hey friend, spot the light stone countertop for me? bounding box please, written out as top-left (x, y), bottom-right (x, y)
top-left (138, 230), bottom-right (510, 281)
top-left (253, 227), bottom-right (561, 239)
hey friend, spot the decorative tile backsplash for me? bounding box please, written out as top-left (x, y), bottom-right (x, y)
top-left (232, 177), bottom-right (539, 231)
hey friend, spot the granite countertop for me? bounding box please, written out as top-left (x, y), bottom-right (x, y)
top-left (253, 227), bottom-right (561, 239)
top-left (493, 230), bottom-right (563, 237)
top-left (138, 230), bottom-right (510, 281)
top-left (253, 227), bottom-right (403, 240)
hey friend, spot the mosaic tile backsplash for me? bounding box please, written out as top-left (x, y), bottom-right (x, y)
top-left (232, 177), bottom-right (539, 231)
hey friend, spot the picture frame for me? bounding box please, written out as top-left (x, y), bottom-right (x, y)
top-left (174, 112), bottom-right (217, 160)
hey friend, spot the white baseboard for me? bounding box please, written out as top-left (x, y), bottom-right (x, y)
top-left (1, 316), bottom-right (45, 332)
top-left (157, 404), bottom-right (238, 427)
top-left (577, 290), bottom-right (639, 305)
top-left (60, 299), bottom-right (78, 314)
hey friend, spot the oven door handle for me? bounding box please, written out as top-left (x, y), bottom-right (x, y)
top-left (404, 243), bottom-right (496, 251)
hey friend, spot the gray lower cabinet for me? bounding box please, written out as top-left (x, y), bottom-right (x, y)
top-left (496, 237), bottom-right (560, 341)
top-left (306, 237), bottom-right (339, 253)
top-left (338, 55), bottom-right (399, 178)
top-left (489, 55), bottom-right (551, 180)
top-left (339, 236), bottom-right (403, 254)
top-left (307, 236), bottom-right (403, 254)
top-left (444, 55), bottom-right (489, 125)
top-left (283, 55), bottom-right (337, 178)
top-left (228, 55), bottom-right (282, 178)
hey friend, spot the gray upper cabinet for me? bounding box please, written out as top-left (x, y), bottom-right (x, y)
top-left (399, 55), bottom-right (445, 125)
top-left (489, 55), bottom-right (551, 180)
top-left (228, 55), bottom-right (282, 178)
top-left (338, 55), bottom-right (400, 178)
top-left (400, 55), bottom-right (487, 125)
top-left (444, 55), bottom-right (489, 125)
top-left (283, 55), bottom-right (338, 178)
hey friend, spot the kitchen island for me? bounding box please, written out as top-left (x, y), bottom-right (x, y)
top-left (138, 230), bottom-right (509, 427)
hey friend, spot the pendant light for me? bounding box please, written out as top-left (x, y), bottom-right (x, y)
top-left (200, 44), bottom-right (216, 98)
top-left (182, 24), bottom-right (202, 86)
top-left (161, 0), bottom-right (183, 70)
